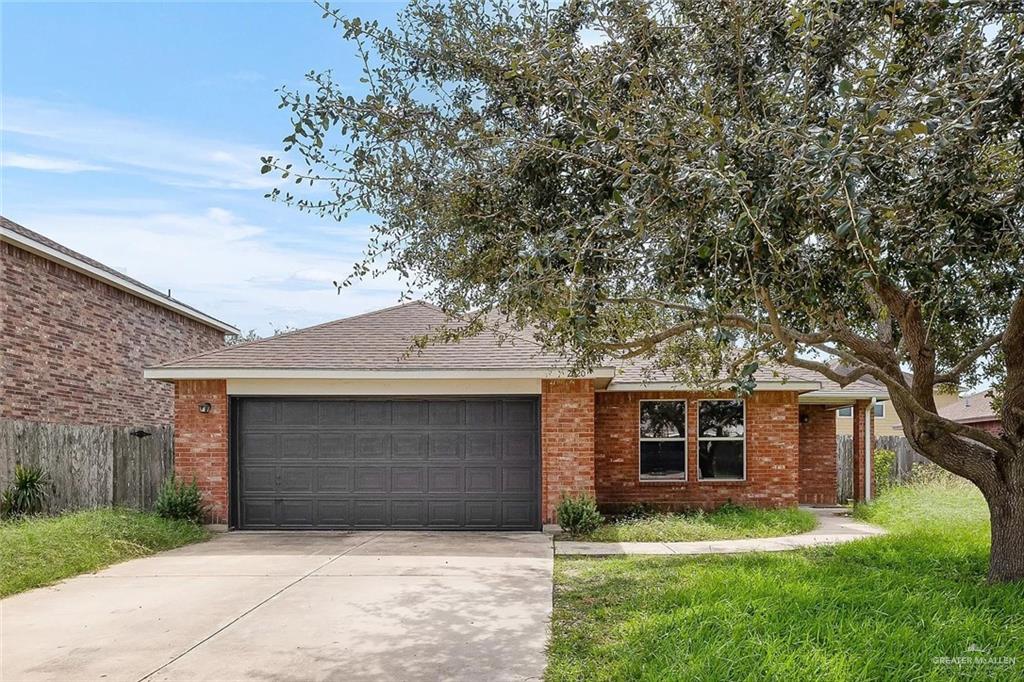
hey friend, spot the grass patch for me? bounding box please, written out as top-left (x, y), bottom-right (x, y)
top-left (548, 480), bottom-right (1024, 681)
top-left (0, 508), bottom-right (208, 597)
top-left (576, 505), bottom-right (818, 542)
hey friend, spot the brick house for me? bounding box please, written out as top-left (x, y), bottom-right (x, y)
top-left (1, 216), bottom-right (237, 428)
top-left (146, 301), bottom-right (884, 529)
top-left (940, 391), bottom-right (1003, 436)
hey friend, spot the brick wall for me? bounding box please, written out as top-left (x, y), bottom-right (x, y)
top-left (798, 405), bottom-right (837, 505)
top-left (851, 400), bottom-right (876, 502)
top-left (173, 380), bottom-right (228, 523)
top-left (0, 241), bottom-right (225, 426)
top-left (593, 390), bottom-right (801, 511)
top-left (541, 379), bottom-right (595, 524)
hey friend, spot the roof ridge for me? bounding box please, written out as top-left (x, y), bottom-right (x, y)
top-left (154, 299), bottom-right (439, 367)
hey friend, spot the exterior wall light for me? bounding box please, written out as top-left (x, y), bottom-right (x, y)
top-left (198, 402), bottom-right (212, 414)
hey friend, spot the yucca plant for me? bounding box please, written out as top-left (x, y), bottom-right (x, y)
top-left (1, 464), bottom-right (50, 518)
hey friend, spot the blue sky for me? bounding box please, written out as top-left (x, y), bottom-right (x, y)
top-left (1, 1), bottom-right (410, 333)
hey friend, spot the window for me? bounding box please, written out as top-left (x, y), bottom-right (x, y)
top-left (837, 406), bottom-right (853, 417)
top-left (874, 402), bottom-right (885, 418)
top-left (639, 400), bottom-right (687, 481)
top-left (698, 400), bottom-right (745, 480)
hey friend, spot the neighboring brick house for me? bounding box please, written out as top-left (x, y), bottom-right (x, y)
top-left (146, 301), bottom-right (884, 528)
top-left (940, 391), bottom-right (1003, 436)
top-left (1, 216), bottom-right (237, 428)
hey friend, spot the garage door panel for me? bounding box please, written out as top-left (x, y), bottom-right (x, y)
top-left (319, 433), bottom-right (353, 458)
top-left (280, 433), bottom-right (316, 458)
top-left (241, 466), bottom-right (276, 493)
top-left (279, 467), bottom-right (314, 492)
top-left (353, 466), bottom-right (388, 492)
top-left (427, 467), bottom-right (462, 493)
top-left (391, 466), bottom-right (426, 493)
top-left (319, 401), bottom-right (354, 426)
top-left (352, 500), bottom-right (388, 527)
top-left (317, 466), bottom-right (352, 492)
top-left (428, 432), bottom-right (463, 459)
top-left (236, 398), bottom-right (539, 530)
top-left (392, 433), bottom-right (428, 459)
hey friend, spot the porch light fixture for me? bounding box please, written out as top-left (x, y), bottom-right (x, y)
top-left (198, 402), bottom-right (212, 414)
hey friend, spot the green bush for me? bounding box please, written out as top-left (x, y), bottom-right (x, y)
top-left (1, 465), bottom-right (50, 518)
top-left (873, 448), bottom-right (897, 493)
top-left (154, 475), bottom-right (206, 524)
top-left (557, 494), bottom-right (603, 536)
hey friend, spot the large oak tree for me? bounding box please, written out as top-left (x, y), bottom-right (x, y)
top-left (265, 0), bottom-right (1024, 580)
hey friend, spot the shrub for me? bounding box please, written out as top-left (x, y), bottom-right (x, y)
top-left (873, 448), bottom-right (897, 493)
top-left (1, 464), bottom-right (50, 518)
top-left (154, 475), bottom-right (206, 524)
top-left (556, 494), bottom-right (603, 537)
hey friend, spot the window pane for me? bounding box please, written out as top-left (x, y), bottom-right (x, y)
top-left (698, 400), bottom-right (744, 437)
top-left (873, 403), bottom-right (885, 418)
top-left (837, 406), bottom-right (853, 417)
top-left (640, 441), bottom-right (686, 480)
top-left (640, 401), bottom-right (686, 439)
top-left (699, 441), bottom-right (744, 480)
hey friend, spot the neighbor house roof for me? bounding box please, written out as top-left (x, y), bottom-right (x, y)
top-left (939, 391), bottom-right (999, 424)
top-left (0, 216), bottom-right (238, 334)
top-left (145, 301), bottom-right (887, 401)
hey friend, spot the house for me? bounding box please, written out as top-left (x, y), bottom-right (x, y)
top-left (834, 372), bottom-right (959, 437)
top-left (1, 216), bottom-right (237, 427)
top-left (145, 301), bottom-right (886, 529)
top-left (940, 391), bottom-right (1003, 436)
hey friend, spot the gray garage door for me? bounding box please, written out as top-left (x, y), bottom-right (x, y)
top-left (235, 397), bottom-right (540, 530)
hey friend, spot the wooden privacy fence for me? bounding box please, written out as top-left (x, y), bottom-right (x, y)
top-left (0, 419), bottom-right (173, 513)
top-left (836, 434), bottom-right (931, 502)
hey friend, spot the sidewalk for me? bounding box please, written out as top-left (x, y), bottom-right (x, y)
top-left (555, 506), bottom-right (887, 556)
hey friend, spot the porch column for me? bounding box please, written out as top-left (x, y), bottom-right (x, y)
top-left (851, 399), bottom-right (876, 503)
top-left (540, 379), bottom-right (596, 525)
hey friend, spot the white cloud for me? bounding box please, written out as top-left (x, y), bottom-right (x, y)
top-left (3, 152), bottom-right (110, 173)
top-left (1, 97), bottom-right (276, 190)
top-left (12, 207), bottom-right (409, 332)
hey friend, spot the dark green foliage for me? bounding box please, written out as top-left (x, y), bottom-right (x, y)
top-left (557, 494), bottom-right (603, 536)
top-left (873, 448), bottom-right (897, 493)
top-left (1, 465), bottom-right (49, 518)
top-left (154, 475), bottom-right (206, 524)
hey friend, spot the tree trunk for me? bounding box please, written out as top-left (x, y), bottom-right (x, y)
top-left (987, 488), bottom-right (1024, 583)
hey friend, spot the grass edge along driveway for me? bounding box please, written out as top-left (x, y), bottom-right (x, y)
top-left (547, 480), bottom-right (1024, 682)
top-left (574, 504), bottom-right (817, 543)
top-left (1, 508), bottom-right (208, 597)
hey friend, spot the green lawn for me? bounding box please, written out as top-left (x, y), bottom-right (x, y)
top-left (0, 508), bottom-right (208, 598)
top-left (548, 480), bottom-right (1024, 681)
top-left (575, 505), bottom-right (817, 542)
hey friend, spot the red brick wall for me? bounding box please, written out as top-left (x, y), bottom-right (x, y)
top-left (798, 405), bottom-right (837, 505)
top-left (173, 380), bottom-right (229, 523)
top-left (541, 379), bottom-right (596, 524)
top-left (594, 390), bottom-right (801, 511)
top-left (0, 242), bottom-right (225, 426)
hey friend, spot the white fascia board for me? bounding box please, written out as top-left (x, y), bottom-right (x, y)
top-left (1, 225), bottom-right (239, 334)
top-left (603, 381), bottom-right (822, 393)
top-left (145, 367), bottom-right (618, 381)
top-left (799, 390), bottom-right (889, 404)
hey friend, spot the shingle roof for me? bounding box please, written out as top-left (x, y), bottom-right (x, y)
top-left (155, 301), bottom-right (569, 370)
top-left (939, 391), bottom-right (999, 423)
top-left (0, 215), bottom-right (237, 333)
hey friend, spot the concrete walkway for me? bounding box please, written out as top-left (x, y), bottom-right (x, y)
top-left (0, 532), bottom-right (553, 682)
top-left (556, 506), bottom-right (887, 556)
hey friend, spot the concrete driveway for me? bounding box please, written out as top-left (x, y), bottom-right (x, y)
top-left (0, 532), bottom-right (553, 682)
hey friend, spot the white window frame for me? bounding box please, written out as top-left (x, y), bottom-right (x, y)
top-left (696, 399), bottom-right (747, 482)
top-left (837, 406), bottom-right (853, 417)
top-left (873, 402), bottom-right (885, 418)
top-left (638, 399), bottom-right (688, 482)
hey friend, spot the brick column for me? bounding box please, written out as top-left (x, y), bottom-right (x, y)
top-left (851, 400), bottom-right (876, 503)
top-left (798, 405), bottom-right (837, 505)
top-left (541, 379), bottom-right (596, 524)
top-left (173, 380), bottom-right (229, 524)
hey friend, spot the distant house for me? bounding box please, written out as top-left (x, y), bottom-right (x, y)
top-left (833, 370), bottom-right (960, 438)
top-left (1, 216), bottom-right (237, 427)
top-left (939, 391), bottom-right (1003, 436)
